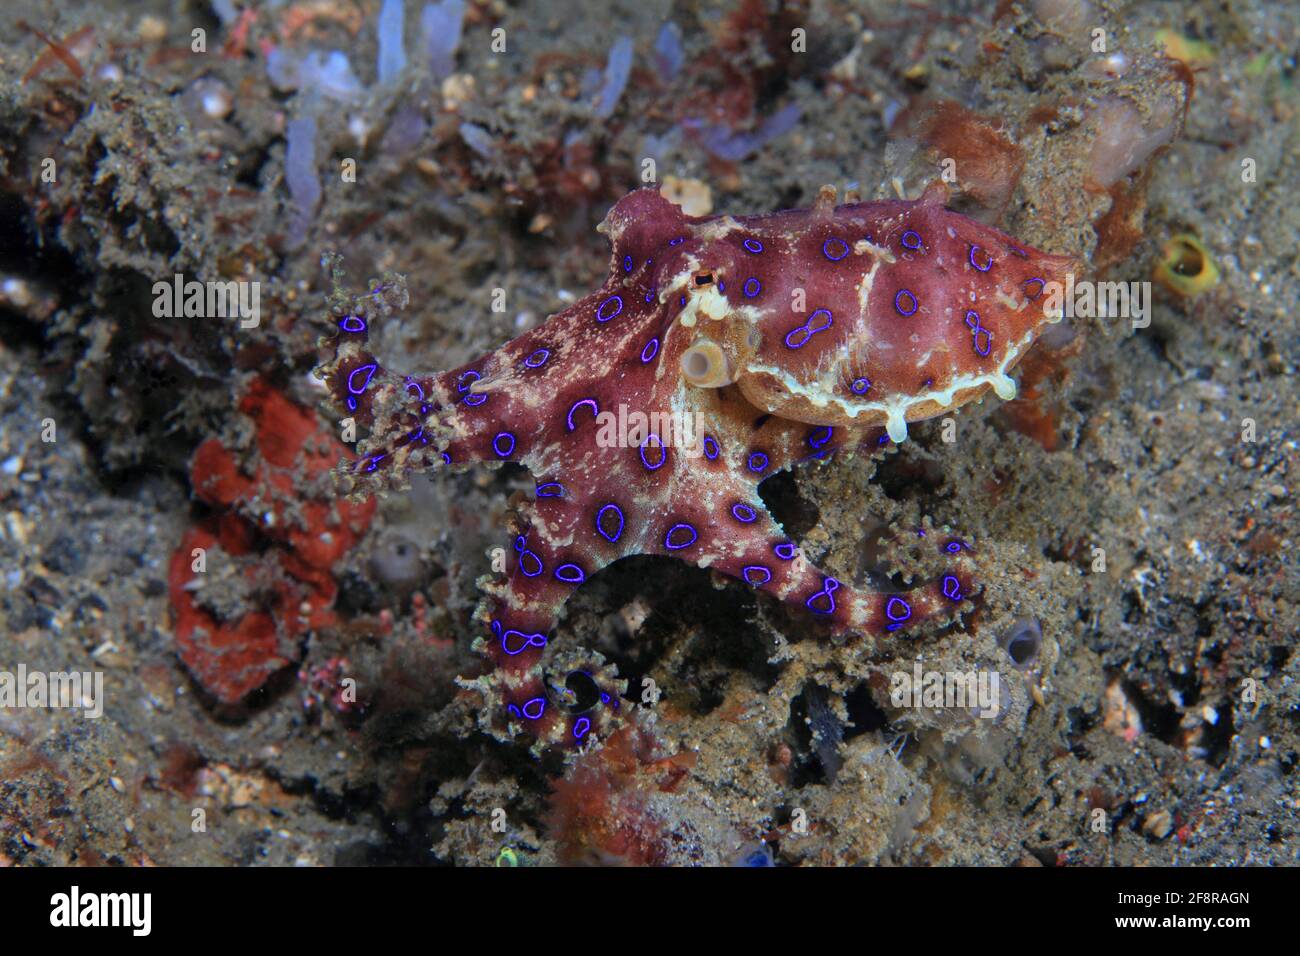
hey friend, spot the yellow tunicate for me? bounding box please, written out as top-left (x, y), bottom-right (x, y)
top-left (1155, 30), bottom-right (1215, 66)
top-left (495, 846), bottom-right (519, 867)
top-left (1154, 234), bottom-right (1219, 297)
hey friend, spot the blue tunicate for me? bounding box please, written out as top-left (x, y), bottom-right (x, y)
top-left (378, 0), bottom-right (408, 85)
top-left (732, 843), bottom-right (775, 867)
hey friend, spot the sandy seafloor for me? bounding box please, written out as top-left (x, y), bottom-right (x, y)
top-left (0, 0), bottom-right (1295, 866)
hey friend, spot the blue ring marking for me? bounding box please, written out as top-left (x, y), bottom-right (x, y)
top-left (645, 289), bottom-right (655, 303)
top-left (773, 541), bottom-right (797, 560)
top-left (743, 565), bottom-right (772, 586)
top-left (507, 703), bottom-right (521, 719)
top-left (347, 363), bottom-right (378, 395)
top-left (942, 575), bottom-right (963, 601)
top-left (524, 348), bottom-right (550, 368)
top-left (596, 295), bottom-right (623, 322)
top-left (360, 454), bottom-right (386, 474)
top-left (851, 377), bottom-right (871, 395)
top-left (502, 629), bottom-right (547, 656)
top-left (718, 280), bottom-right (726, 293)
top-left (346, 396), bottom-right (357, 411)
top-left (456, 369), bottom-right (480, 392)
top-left (747, 452), bottom-right (769, 473)
top-left (742, 277), bottom-right (761, 298)
top-left (566, 398), bottom-right (598, 432)
top-left (339, 315), bottom-right (367, 333)
top-left (463, 392), bottom-right (487, 407)
top-left (669, 236), bottom-right (685, 246)
top-left (405, 378), bottom-right (425, 401)
top-left (894, 289), bottom-right (918, 316)
top-left (822, 237), bottom-right (850, 261)
top-left (783, 308), bottom-right (834, 349)
top-left (441, 452), bottom-right (451, 464)
top-left (945, 539), bottom-right (966, 553)
top-left (885, 596), bottom-right (912, 631)
top-left (703, 435), bottom-right (719, 460)
top-left (555, 563), bottom-right (586, 584)
top-left (640, 338), bottom-right (659, 363)
top-left (901, 230), bottom-right (922, 250)
top-left (596, 503), bottom-right (625, 543)
top-left (536, 481), bottom-right (565, 498)
top-left (622, 254), bottom-right (633, 272)
top-left (516, 545), bottom-right (543, 578)
top-left (492, 431), bottom-right (515, 457)
top-left (808, 426), bottom-right (832, 449)
top-left (742, 238), bottom-right (764, 254)
top-left (731, 503), bottom-right (757, 523)
top-left (1023, 277), bottom-right (1045, 301)
top-left (639, 433), bottom-right (667, 471)
top-left (969, 245), bottom-right (992, 272)
top-left (521, 697), bottom-right (545, 720)
top-left (664, 523), bottom-right (698, 550)
top-left (574, 716), bottom-right (592, 739)
top-left (964, 310), bottom-right (992, 357)
top-left (806, 577), bottom-right (840, 614)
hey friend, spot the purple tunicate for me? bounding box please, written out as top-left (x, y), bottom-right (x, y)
top-left (459, 122), bottom-right (497, 158)
top-left (595, 36), bottom-right (634, 119)
top-left (285, 113), bottom-right (321, 250)
top-left (305, 51), bottom-right (363, 100)
top-left (266, 47), bottom-right (297, 91)
top-left (422, 0), bottom-right (465, 80)
top-left (381, 104), bottom-right (429, 155)
top-left (211, 0), bottom-right (240, 25)
top-left (684, 101), bottom-right (802, 162)
top-left (653, 22), bottom-right (683, 80)
top-left (268, 49), bottom-right (363, 101)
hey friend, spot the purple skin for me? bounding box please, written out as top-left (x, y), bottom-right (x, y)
top-left (319, 184), bottom-right (1073, 747)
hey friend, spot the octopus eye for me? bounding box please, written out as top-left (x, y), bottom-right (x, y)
top-left (693, 271), bottom-right (715, 286)
top-left (680, 342), bottom-right (733, 388)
